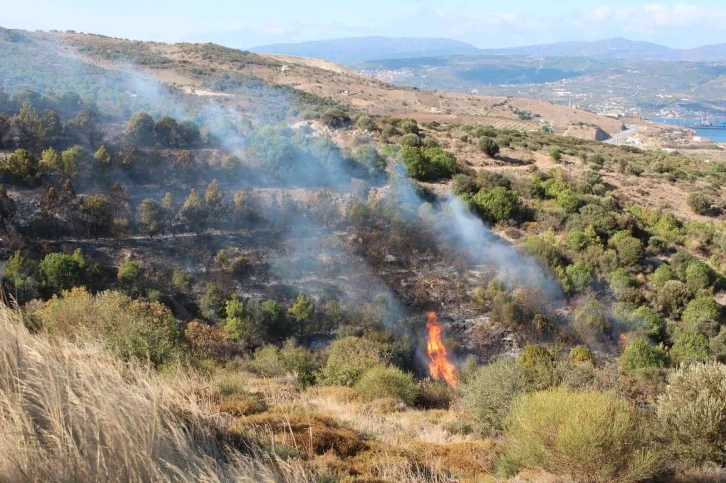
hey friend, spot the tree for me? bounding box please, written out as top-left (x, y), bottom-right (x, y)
top-left (38, 252), bottom-right (85, 295)
top-left (565, 262), bottom-right (593, 293)
top-left (154, 116), bottom-right (178, 146)
top-left (125, 112), bottom-right (155, 145)
top-left (257, 299), bottom-right (289, 341)
top-left (289, 292), bottom-right (315, 337)
top-left (351, 145), bottom-right (386, 178)
top-left (161, 192), bottom-right (176, 235)
top-left (79, 195), bottom-right (112, 239)
top-left (139, 198), bottom-right (164, 238)
top-left (94, 145), bottom-right (112, 170)
top-left (70, 108), bottom-right (103, 147)
top-left (1, 149), bottom-right (38, 184)
top-left (685, 261), bottom-right (715, 294)
top-left (118, 261), bottom-right (145, 297)
top-left (176, 120), bottom-right (200, 146)
top-left (478, 137), bottom-right (500, 157)
top-left (204, 180), bottom-right (225, 227)
top-left (61, 145), bottom-right (91, 179)
top-left (1, 251), bottom-right (37, 303)
top-left (654, 280), bottom-right (691, 318)
top-left (632, 306), bottom-right (666, 342)
top-left (180, 188), bottom-right (206, 234)
top-left (40, 147), bottom-right (62, 173)
top-left (556, 189), bottom-right (582, 214)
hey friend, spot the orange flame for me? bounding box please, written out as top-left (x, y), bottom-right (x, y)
top-left (426, 312), bottom-right (458, 388)
top-left (619, 333), bottom-right (627, 341)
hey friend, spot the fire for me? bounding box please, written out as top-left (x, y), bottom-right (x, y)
top-left (619, 333), bottom-right (627, 341)
top-left (426, 312), bottom-right (458, 388)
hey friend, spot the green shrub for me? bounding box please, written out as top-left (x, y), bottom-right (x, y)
top-left (651, 264), bottom-right (676, 286)
top-left (248, 345), bottom-right (286, 377)
top-left (574, 299), bottom-right (609, 340)
top-left (460, 358), bottom-right (532, 437)
top-left (320, 337), bottom-right (385, 387)
top-left (557, 189), bottom-right (582, 214)
top-left (685, 261), bottom-right (716, 294)
top-left (504, 388), bottom-right (662, 482)
top-left (355, 366), bottom-right (419, 406)
top-left (517, 344), bottom-right (554, 389)
top-left (569, 345), bottom-right (596, 365)
top-left (471, 187), bottom-right (521, 223)
top-left (654, 280), bottom-right (691, 318)
top-left (657, 362), bottom-right (726, 466)
top-left (400, 145), bottom-right (458, 181)
top-left (33, 288), bottom-right (184, 368)
top-left (620, 338), bottom-right (668, 375)
top-left (613, 235), bottom-right (644, 267)
top-left (609, 268), bottom-right (641, 303)
top-left (478, 137), bottom-right (500, 157)
top-left (632, 306), bottom-right (665, 341)
top-left (117, 261), bottom-right (144, 297)
top-left (670, 331), bottom-right (710, 366)
top-left (681, 297), bottom-right (722, 338)
top-left (565, 262), bottom-right (593, 293)
top-left (686, 192), bottom-right (710, 214)
top-left (38, 251), bottom-right (86, 295)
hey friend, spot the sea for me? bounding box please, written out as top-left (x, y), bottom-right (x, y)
top-left (649, 117), bottom-right (726, 144)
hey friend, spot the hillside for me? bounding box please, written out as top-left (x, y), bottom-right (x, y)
top-left (1, 26), bottom-right (726, 483)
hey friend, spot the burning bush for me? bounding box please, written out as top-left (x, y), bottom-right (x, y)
top-left (504, 388), bottom-right (662, 482)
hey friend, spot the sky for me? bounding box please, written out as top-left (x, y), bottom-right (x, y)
top-left (3, 1), bottom-right (726, 49)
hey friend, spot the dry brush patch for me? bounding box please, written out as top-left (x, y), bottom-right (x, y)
top-left (0, 305), bottom-right (311, 483)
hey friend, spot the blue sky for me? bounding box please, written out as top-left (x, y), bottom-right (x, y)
top-left (4, 1), bottom-right (726, 49)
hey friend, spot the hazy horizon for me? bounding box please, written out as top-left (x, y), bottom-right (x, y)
top-left (3, 1), bottom-right (726, 50)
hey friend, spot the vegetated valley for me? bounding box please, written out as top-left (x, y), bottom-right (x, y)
top-left (2, 26), bottom-right (726, 483)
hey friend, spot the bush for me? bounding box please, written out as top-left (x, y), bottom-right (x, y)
top-left (574, 299), bottom-right (609, 340)
top-left (632, 306), bottom-right (665, 341)
top-left (569, 345), bottom-right (596, 365)
top-left (355, 366), bottom-right (419, 406)
top-left (613, 235), bottom-right (644, 267)
top-left (117, 261), bottom-right (144, 297)
top-left (654, 280), bottom-right (691, 318)
top-left (478, 137), bottom-right (500, 157)
top-left (504, 388), bottom-right (662, 482)
top-left (681, 297), bottom-right (722, 338)
top-left (670, 331), bottom-right (710, 366)
top-left (686, 192), bottom-right (710, 214)
top-left (400, 145), bottom-right (458, 181)
top-left (609, 268), bottom-right (641, 304)
top-left (565, 262), bottom-right (593, 293)
top-left (33, 288), bottom-right (184, 367)
top-left (517, 344), bottom-right (554, 389)
top-left (651, 264), bottom-right (676, 286)
top-left (320, 337), bottom-right (385, 387)
top-left (460, 358), bottom-right (532, 437)
top-left (620, 338), bottom-right (668, 375)
top-left (471, 187), bottom-right (521, 224)
top-left (38, 251), bottom-right (86, 295)
top-left (685, 261), bottom-right (716, 294)
top-left (399, 133), bottom-right (422, 147)
top-left (451, 174), bottom-right (480, 196)
top-left (656, 362), bottom-right (726, 466)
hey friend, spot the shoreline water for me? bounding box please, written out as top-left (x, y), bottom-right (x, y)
top-left (649, 117), bottom-right (726, 144)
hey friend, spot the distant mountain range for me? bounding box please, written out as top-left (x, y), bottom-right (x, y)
top-left (250, 37), bottom-right (726, 64)
top-left (249, 37), bottom-right (480, 64)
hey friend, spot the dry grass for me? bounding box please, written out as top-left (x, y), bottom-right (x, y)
top-left (0, 304), bottom-right (311, 483)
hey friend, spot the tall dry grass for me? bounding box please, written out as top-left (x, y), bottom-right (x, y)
top-left (0, 304), bottom-right (311, 483)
